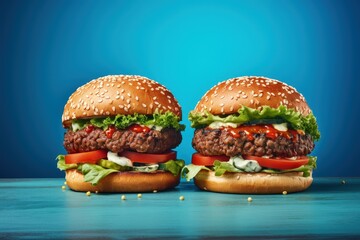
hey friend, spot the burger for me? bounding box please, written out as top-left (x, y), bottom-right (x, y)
top-left (56, 75), bottom-right (185, 192)
top-left (182, 76), bottom-right (320, 194)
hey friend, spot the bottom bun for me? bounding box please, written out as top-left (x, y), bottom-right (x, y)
top-left (66, 169), bottom-right (180, 193)
top-left (194, 170), bottom-right (313, 194)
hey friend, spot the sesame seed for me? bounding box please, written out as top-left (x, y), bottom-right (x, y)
top-left (266, 96), bottom-right (271, 100)
top-left (220, 103), bottom-right (224, 107)
top-left (98, 99), bottom-right (103, 103)
top-left (230, 106), bottom-right (234, 111)
top-left (112, 106), bottom-right (116, 112)
top-left (142, 103), bottom-right (147, 108)
top-left (250, 99), bottom-right (254, 104)
top-left (135, 96), bottom-right (139, 101)
top-left (242, 95), bottom-right (248, 99)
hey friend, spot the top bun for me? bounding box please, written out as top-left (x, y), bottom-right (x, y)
top-left (194, 76), bottom-right (311, 116)
top-left (62, 75), bottom-right (182, 127)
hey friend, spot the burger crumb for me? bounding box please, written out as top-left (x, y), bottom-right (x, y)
top-left (137, 193), bottom-right (142, 198)
top-left (247, 197), bottom-right (253, 202)
top-left (153, 190), bottom-right (158, 193)
top-left (86, 191), bottom-right (91, 196)
top-left (341, 180), bottom-right (346, 184)
top-left (179, 196), bottom-right (185, 201)
top-left (64, 181), bottom-right (67, 185)
top-left (121, 195), bottom-right (126, 200)
top-left (203, 187), bottom-right (207, 191)
top-left (95, 191), bottom-right (99, 194)
top-left (282, 191), bottom-right (288, 195)
top-left (61, 186), bottom-right (66, 190)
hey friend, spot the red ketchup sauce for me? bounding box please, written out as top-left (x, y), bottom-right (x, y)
top-left (84, 125), bottom-right (94, 134)
top-left (128, 124), bottom-right (151, 134)
top-left (105, 125), bottom-right (116, 139)
top-left (103, 124), bottom-right (151, 139)
top-left (221, 124), bottom-right (303, 142)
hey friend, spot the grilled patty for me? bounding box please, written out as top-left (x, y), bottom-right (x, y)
top-left (192, 128), bottom-right (314, 158)
top-left (64, 127), bottom-right (182, 154)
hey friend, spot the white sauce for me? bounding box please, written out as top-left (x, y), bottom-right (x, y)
top-left (145, 124), bottom-right (163, 131)
top-left (136, 122), bottom-right (163, 131)
top-left (272, 123), bottom-right (288, 132)
top-left (107, 152), bottom-right (133, 167)
top-left (133, 164), bottom-right (159, 172)
top-left (230, 156), bottom-right (262, 172)
top-left (208, 121), bottom-right (239, 129)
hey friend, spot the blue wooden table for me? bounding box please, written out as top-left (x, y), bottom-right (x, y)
top-left (0, 178), bottom-right (359, 239)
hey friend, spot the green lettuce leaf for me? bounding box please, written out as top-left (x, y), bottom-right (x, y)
top-left (56, 155), bottom-right (185, 185)
top-left (181, 156), bottom-right (317, 180)
top-left (159, 160), bottom-right (185, 176)
top-left (181, 164), bottom-right (210, 181)
top-left (188, 105), bottom-right (320, 141)
top-left (77, 164), bottom-right (118, 186)
top-left (213, 160), bottom-right (242, 176)
top-left (71, 110), bottom-right (185, 131)
top-left (56, 155), bottom-right (77, 170)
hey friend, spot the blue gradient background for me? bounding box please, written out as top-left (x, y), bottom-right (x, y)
top-left (1, 0), bottom-right (359, 177)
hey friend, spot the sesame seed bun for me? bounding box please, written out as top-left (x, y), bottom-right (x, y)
top-left (194, 76), bottom-right (311, 116)
top-left (65, 169), bottom-right (180, 193)
top-left (194, 170), bottom-right (313, 194)
top-left (62, 75), bottom-right (182, 128)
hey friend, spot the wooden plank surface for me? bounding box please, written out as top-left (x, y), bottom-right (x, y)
top-left (0, 178), bottom-right (359, 239)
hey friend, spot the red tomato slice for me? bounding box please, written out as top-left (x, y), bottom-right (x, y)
top-left (120, 151), bottom-right (177, 164)
top-left (65, 150), bottom-right (107, 164)
top-left (243, 155), bottom-right (309, 170)
top-left (191, 153), bottom-right (230, 166)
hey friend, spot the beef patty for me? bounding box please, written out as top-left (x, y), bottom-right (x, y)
top-left (192, 128), bottom-right (314, 158)
top-left (64, 127), bottom-right (182, 154)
